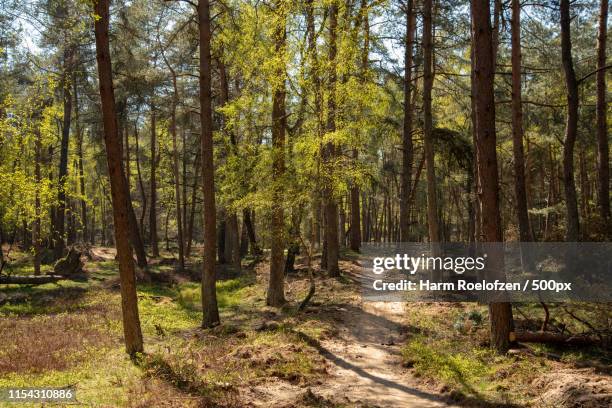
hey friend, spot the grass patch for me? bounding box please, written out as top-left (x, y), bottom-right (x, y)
top-left (400, 303), bottom-right (552, 405)
top-left (0, 253), bottom-right (330, 407)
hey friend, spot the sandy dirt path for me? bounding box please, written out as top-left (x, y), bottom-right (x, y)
top-left (308, 299), bottom-right (455, 407)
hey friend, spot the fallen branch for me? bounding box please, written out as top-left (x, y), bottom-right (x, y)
top-left (513, 331), bottom-right (602, 346)
top-left (0, 274), bottom-right (87, 285)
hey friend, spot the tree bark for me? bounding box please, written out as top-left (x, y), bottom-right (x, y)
top-left (511, 0), bottom-right (533, 243)
top-left (471, 0), bottom-right (514, 353)
top-left (186, 150), bottom-right (200, 258)
top-left (267, 0), bottom-right (288, 306)
top-left (400, 0), bottom-right (415, 243)
top-left (323, 1), bottom-right (340, 277)
top-left (93, 0), bottom-right (143, 356)
top-left (243, 208), bottom-right (261, 255)
top-left (53, 47), bottom-right (73, 260)
top-left (149, 104), bottom-right (160, 257)
top-left (219, 58), bottom-right (241, 270)
top-left (134, 122), bottom-right (147, 241)
top-left (34, 128), bottom-right (42, 276)
top-left (560, 0), bottom-right (580, 242)
top-left (73, 74), bottom-right (88, 244)
top-left (164, 57), bottom-right (185, 270)
top-left (423, 0), bottom-right (441, 267)
top-left (199, 0), bottom-right (220, 327)
top-left (349, 0), bottom-right (369, 251)
top-left (596, 0), bottom-right (610, 225)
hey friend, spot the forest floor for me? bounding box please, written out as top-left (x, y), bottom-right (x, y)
top-left (0, 245), bottom-right (610, 407)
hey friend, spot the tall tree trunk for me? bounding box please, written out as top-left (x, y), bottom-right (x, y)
top-left (323, 1), bottom-right (340, 277)
top-left (124, 111), bottom-right (131, 193)
top-left (186, 150), bottom-right (200, 258)
top-left (400, 0), bottom-right (415, 242)
top-left (511, 0), bottom-right (533, 243)
top-left (349, 0), bottom-right (369, 251)
top-left (171, 97), bottom-right (184, 269)
top-left (93, 0), bottom-right (143, 356)
top-left (134, 122), bottom-right (147, 241)
top-left (267, 0), bottom-right (288, 306)
top-left (149, 104), bottom-right (159, 257)
top-left (560, 0), bottom-right (580, 242)
top-left (219, 58), bottom-right (241, 270)
top-left (306, 0), bottom-right (323, 252)
top-left (182, 129), bottom-right (189, 249)
top-left (34, 129), bottom-right (42, 275)
top-left (165, 61), bottom-right (185, 270)
top-left (73, 75), bottom-right (88, 243)
top-left (596, 0), bottom-right (610, 226)
top-left (423, 0), bottom-right (441, 266)
top-left (472, 0), bottom-right (514, 353)
top-left (53, 47), bottom-right (73, 260)
top-left (199, 0), bottom-right (220, 327)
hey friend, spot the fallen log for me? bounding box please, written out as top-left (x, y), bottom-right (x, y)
top-left (512, 331), bottom-right (602, 346)
top-left (0, 274), bottom-right (88, 285)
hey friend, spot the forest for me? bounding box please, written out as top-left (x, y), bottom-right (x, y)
top-left (0, 0), bottom-right (610, 406)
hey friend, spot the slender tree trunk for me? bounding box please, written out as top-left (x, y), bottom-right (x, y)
top-left (423, 0), bottom-right (441, 267)
top-left (243, 208), bottom-right (261, 255)
top-left (323, 1), bottom-right (340, 277)
top-left (186, 150), bottom-right (200, 258)
top-left (560, 0), bottom-right (580, 242)
top-left (124, 111), bottom-right (131, 193)
top-left (93, 0), bottom-right (143, 356)
top-left (168, 69), bottom-right (185, 269)
top-left (240, 216), bottom-right (248, 257)
top-left (134, 122), bottom-right (147, 241)
top-left (182, 130), bottom-right (188, 249)
top-left (349, 0), bottom-right (369, 251)
top-left (53, 48), bottom-right (73, 260)
top-left (472, 0), bottom-right (513, 353)
top-left (400, 0), bottom-right (415, 242)
top-left (267, 0), bottom-right (288, 306)
top-left (596, 0), bottom-right (610, 225)
top-left (217, 210), bottom-right (226, 264)
top-left (149, 104), bottom-right (159, 257)
top-left (511, 0), bottom-right (533, 243)
top-left (219, 59), bottom-right (241, 270)
top-left (73, 75), bottom-right (88, 243)
top-left (199, 0), bottom-right (220, 327)
top-left (350, 160), bottom-right (361, 250)
top-left (34, 129), bottom-right (42, 275)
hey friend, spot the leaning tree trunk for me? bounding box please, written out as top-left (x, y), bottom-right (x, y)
top-left (596, 0), bottom-right (610, 226)
top-left (560, 0), bottom-right (580, 242)
top-left (511, 0), bottom-right (533, 243)
top-left (471, 0), bottom-right (514, 353)
top-left (199, 0), bottom-right (220, 327)
top-left (267, 0), bottom-right (288, 306)
top-left (400, 0), bottom-right (415, 243)
top-left (93, 0), bottom-right (143, 356)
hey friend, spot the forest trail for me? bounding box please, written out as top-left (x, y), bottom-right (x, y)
top-left (308, 300), bottom-right (456, 407)
top-left (244, 262), bottom-right (455, 407)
